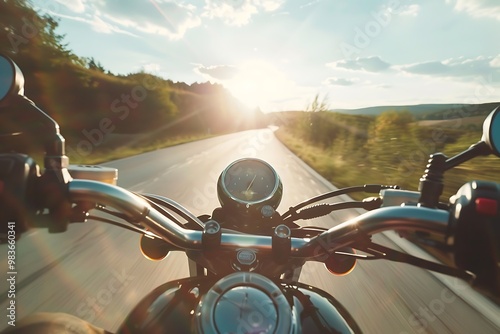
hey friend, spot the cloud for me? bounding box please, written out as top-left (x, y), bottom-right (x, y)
top-left (328, 56), bottom-right (392, 72)
top-left (446, 0), bottom-right (500, 20)
top-left (400, 61), bottom-right (450, 75)
top-left (141, 63), bottom-right (162, 73)
top-left (50, 1), bottom-right (201, 40)
top-left (256, 0), bottom-right (285, 11)
top-left (48, 0), bottom-right (285, 38)
top-left (96, 1), bottom-right (201, 40)
top-left (400, 55), bottom-right (500, 78)
top-left (380, 2), bottom-right (420, 16)
top-left (397, 4), bottom-right (420, 16)
top-left (327, 55), bottom-right (500, 81)
top-left (491, 55), bottom-right (500, 68)
top-left (194, 64), bottom-right (239, 80)
top-left (54, 0), bottom-right (86, 13)
top-left (323, 77), bottom-right (359, 86)
top-left (300, 0), bottom-right (323, 9)
top-left (203, 0), bottom-right (285, 26)
top-left (324, 55), bottom-right (500, 97)
top-left (89, 15), bottom-right (117, 34)
top-left (48, 12), bottom-right (138, 37)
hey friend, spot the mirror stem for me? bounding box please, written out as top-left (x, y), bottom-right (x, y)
top-left (418, 141), bottom-right (491, 208)
top-left (444, 141), bottom-right (491, 171)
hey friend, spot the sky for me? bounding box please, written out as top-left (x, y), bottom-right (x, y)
top-left (31, 0), bottom-right (500, 112)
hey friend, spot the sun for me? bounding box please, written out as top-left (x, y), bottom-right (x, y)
top-left (224, 59), bottom-right (295, 111)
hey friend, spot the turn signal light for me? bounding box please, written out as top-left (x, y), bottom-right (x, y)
top-left (324, 247), bottom-right (357, 276)
top-left (140, 234), bottom-right (171, 261)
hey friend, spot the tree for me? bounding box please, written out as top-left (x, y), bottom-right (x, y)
top-left (0, 0), bottom-right (80, 70)
top-left (306, 93), bottom-right (330, 113)
top-left (365, 110), bottom-right (418, 184)
top-left (86, 57), bottom-right (106, 72)
top-left (303, 93), bottom-right (330, 144)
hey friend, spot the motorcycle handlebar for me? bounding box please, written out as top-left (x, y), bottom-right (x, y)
top-left (68, 179), bottom-right (450, 259)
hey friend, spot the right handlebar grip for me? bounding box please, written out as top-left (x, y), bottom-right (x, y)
top-left (450, 180), bottom-right (500, 297)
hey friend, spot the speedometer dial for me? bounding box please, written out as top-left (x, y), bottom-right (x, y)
top-left (217, 158), bottom-right (282, 213)
top-left (224, 160), bottom-right (275, 202)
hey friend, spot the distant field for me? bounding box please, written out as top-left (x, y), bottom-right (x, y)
top-left (416, 116), bottom-right (485, 128)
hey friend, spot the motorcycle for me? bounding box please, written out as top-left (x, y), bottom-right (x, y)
top-left (0, 53), bottom-right (499, 333)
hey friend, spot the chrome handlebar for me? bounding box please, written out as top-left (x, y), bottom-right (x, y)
top-left (69, 179), bottom-right (450, 259)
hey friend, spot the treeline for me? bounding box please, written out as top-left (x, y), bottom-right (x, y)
top-left (271, 109), bottom-right (499, 199)
top-left (0, 0), bottom-right (264, 162)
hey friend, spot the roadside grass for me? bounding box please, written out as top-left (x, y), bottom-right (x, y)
top-left (275, 129), bottom-right (379, 200)
top-left (275, 126), bottom-right (499, 201)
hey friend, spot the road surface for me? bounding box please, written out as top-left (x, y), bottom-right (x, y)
top-left (1, 129), bottom-right (499, 333)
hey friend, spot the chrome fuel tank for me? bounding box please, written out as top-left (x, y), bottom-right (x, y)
top-left (118, 273), bottom-right (361, 333)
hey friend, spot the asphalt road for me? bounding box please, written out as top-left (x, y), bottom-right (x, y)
top-left (1, 128), bottom-right (499, 333)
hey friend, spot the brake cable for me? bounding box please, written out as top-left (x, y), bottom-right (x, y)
top-left (87, 214), bottom-right (160, 238)
top-left (281, 184), bottom-right (398, 220)
top-left (351, 240), bottom-right (475, 283)
top-left (283, 197), bottom-right (382, 224)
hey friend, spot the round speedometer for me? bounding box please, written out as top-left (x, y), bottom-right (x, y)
top-left (217, 158), bottom-right (283, 214)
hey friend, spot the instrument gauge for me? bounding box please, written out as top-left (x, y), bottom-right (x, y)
top-left (217, 158), bottom-right (283, 214)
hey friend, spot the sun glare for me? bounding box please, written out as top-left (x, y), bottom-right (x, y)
top-left (225, 59), bottom-right (295, 111)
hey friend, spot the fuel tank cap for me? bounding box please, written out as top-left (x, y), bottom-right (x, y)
top-left (195, 272), bottom-right (293, 334)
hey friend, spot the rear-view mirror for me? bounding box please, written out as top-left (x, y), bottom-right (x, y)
top-left (482, 106), bottom-right (500, 157)
top-left (0, 54), bottom-right (25, 105)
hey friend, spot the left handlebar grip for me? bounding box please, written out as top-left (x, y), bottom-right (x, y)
top-left (0, 153), bottom-right (39, 240)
